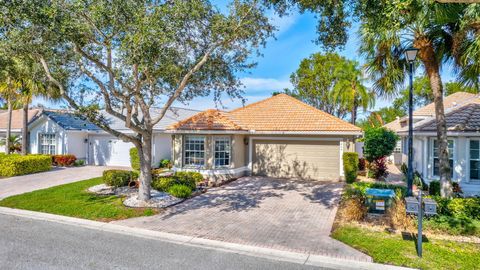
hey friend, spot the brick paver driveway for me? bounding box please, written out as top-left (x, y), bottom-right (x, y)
top-left (115, 176), bottom-right (371, 261)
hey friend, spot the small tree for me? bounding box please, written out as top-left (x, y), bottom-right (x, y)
top-left (363, 127), bottom-right (399, 179)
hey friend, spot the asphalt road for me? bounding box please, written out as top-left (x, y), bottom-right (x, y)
top-left (0, 214), bottom-right (330, 270)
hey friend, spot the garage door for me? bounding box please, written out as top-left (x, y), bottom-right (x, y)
top-left (253, 140), bottom-right (340, 180)
top-left (89, 136), bottom-right (134, 167)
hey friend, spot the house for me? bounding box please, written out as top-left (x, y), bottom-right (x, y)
top-left (0, 108), bottom-right (43, 152)
top-left (168, 94), bottom-right (362, 182)
top-left (384, 91), bottom-right (480, 196)
top-left (27, 107), bottom-right (200, 167)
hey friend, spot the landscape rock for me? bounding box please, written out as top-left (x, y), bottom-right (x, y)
top-left (123, 189), bottom-right (184, 208)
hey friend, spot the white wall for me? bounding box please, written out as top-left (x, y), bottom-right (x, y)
top-left (153, 133), bottom-right (172, 166)
top-left (29, 117), bottom-right (66, 155)
top-left (64, 131), bottom-right (89, 160)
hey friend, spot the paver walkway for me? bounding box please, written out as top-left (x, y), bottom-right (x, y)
top-left (0, 166), bottom-right (124, 199)
top-left (114, 176), bottom-right (371, 262)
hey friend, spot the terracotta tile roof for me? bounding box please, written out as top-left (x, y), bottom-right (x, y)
top-left (413, 92), bottom-right (477, 116)
top-left (169, 94), bottom-right (361, 133)
top-left (170, 109), bottom-right (243, 130)
top-left (415, 100), bottom-right (480, 132)
top-left (0, 108), bottom-right (42, 131)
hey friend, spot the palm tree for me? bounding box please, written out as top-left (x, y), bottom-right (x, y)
top-left (0, 75), bottom-right (20, 154)
top-left (0, 135), bottom-right (22, 153)
top-left (331, 60), bottom-right (374, 125)
top-left (359, 2), bottom-right (480, 198)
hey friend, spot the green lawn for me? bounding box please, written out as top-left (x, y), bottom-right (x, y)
top-left (0, 177), bottom-right (156, 221)
top-left (332, 224), bottom-right (480, 270)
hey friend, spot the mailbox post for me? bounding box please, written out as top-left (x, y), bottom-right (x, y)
top-left (405, 190), bottom-right (437, 257)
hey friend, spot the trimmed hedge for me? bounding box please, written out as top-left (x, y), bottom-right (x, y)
top-left (343, 152), bottom-right (359, 184)
top-left (167, 184), bottom-right (192, 198)
top-left (151, 171), bottom-right (203, 191)
top-left (0, 154), bottom-right (51, 177)
top-left (152, 177), bottom-right (176, 192)
top-left (103, 170), bottom-right (132, 187)
top-left (129, 147), bottom-right (140, 171)
top-left (52, 154), bottom-right (77, 166)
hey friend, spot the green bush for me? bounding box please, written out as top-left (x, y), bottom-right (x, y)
top-left (129, 147), bottom-right (140, 171)
top-left (159, 159), bottom-right (172, 168)
top-left (103, 170), bottom-right (132, 187)
top-left (151, 176), bottom-right (176, 191)
top-left (363, 127), bottom-right (399, 162)
top-left (424, 215), bottom-right (480, 236)
top-left (429, 180), bottom-right (441, 196)
top-left (167, 184), bottom-right (192, 198)
top-left (0, 154), bottom-right (51, 176)
top-left (343, 152), bottom-right (359, 184)
top-left (74, 159), bottom-right (85, 166)
top-left (174, 171), bottom-right (203, 187)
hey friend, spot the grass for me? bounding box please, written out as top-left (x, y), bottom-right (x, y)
top-left (332, 224), bottom-right (480, 270)
top-left (0, 177), bottom-right (157, 221)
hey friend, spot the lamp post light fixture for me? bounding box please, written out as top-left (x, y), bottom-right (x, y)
top-left (404, 47), bottom-right (419, 197)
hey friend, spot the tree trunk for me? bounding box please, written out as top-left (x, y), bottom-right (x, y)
top-left (416, 39), bottom-right (452, 198)
top-left (5, 100), bottom-right (12, 154)
top-left (21, 102), bottom-right (28, 155)
top-left (137, 134), bottom-right (152, 201)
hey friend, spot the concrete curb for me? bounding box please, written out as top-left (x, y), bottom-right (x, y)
top-left (0, 207), bottom-right (415, 270)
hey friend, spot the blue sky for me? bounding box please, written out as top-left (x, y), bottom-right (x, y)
top-left (33, 5), bottom-right (457, 120)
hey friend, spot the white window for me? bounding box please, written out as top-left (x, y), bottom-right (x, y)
top-left (432, 139), bottom-right (454, 177)
top-left (39, 133), bottom-right (56, 155)
top-left (184, 136), bottom-right (205, 166)
top-left (470, 140), bottom-right (480, 180)
top-left (214, 137), bottom-right (231, 168)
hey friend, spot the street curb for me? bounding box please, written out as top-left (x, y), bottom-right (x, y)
top-left (0, 207), bottom-right (415, 270)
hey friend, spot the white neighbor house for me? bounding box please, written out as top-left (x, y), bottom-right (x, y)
top-left (28, 108), bottom-right (200, 167)
top-left (384, 92), bottom-right (480, 196)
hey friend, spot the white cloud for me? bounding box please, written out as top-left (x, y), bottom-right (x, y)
top-left (240, 77), bottom-right (292, 92)
top-left (268, 11), bottom-right (298, 36)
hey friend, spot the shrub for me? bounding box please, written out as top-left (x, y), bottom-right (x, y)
top-left (429, 180), bottom-right (441, 196)
top-left (363, 127), bottom-right (399, 162)
top-left (343, 152), bottom-right (359, 184)
top-left (368, 157), bottom-right (388, 180)
top-left (152, 176), bottom-right (176, 191)
top-left (74, 159), bottom-right (85, 166)
top-left (129, 147), bottom-right (140, 171)
top-left (174, 171), bottom-right (203, 186)
top-left (424, 215), bottom-right (480, 236)
top-left (358, 158), bottom-right (366, 171)
top-left (337, 197), bottom-right (367, 222)
top-left (51, 154), bottom-right (77, 166)
top-left (167, 184), bottom-right (192, 198)
top-left (159, 159), bottom-right (172, 169)
top-left (103, 170), bottom-right (132, 187)
top-left (0, 154), bottom-right (51, 176)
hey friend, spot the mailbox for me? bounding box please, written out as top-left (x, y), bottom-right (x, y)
top-left (405, 197), bottom-right (419, 214)
top-left (423, 198), bottom-right (437, 215)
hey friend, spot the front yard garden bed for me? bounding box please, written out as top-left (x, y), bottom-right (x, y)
top-left (0, 177), bottom-right (157, 221)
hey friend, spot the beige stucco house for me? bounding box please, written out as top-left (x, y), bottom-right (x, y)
top-left (168, 94), bottom-right (362, 183)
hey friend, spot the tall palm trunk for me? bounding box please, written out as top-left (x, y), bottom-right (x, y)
top-left (416, 38), bottom-right (452, 198)
top-left (21, 101), bottom-right (28, 155)
top-left (5, 99), bottom-right (12, 154)
top-left (351, 97), bottom-right (358, 125)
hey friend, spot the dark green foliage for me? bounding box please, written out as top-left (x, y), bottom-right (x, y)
top-left (0, 154), bottom-right (51, 176)
top-left (343, 152), bottom-right (359, 184)
top-left (424, 215), bottom-right (480, 236)
top-left (363, 127), bottom-right (399, 162)
top-left (129, 148), bottom-right (140, 171)
top-left (429, 180), bottom-right (441, 196)
top-left (167, 184), bottom-right (192, 199)
top-left (103, 170), bottom-right (132, 187)
top-left (174, 171), bottom-right (203, 186)
top-left (151, 171), bottom-right (203, 191)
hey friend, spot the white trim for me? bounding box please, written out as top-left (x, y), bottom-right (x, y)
top-left (428, 137), bottom-right (456, 180)
top-left (212, 135), bottom-right (233, 169)
top-left (398, 131), bottom-right (480, 136)
top-left (339, 141), bottom-right (344, 177)
top-left (173, 166), bottom-right (249, 177)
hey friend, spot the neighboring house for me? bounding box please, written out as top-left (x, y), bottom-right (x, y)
top-left (0, 108), bottom-right (43, 152)
top-left (168, 94), bottom-right (362, 183)
top-left (28, 107), bottom-right (200, 167)
top-left (384, 91), bottom-right (480, 196)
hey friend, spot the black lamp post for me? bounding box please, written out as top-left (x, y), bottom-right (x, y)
top-left (405, 47), bottom-right (419, 196)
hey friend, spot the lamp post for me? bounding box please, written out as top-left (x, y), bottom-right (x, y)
top-left (404, 47), bottom-right (418, 197)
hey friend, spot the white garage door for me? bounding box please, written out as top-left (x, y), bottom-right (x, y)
top-left (89, 136), bottom-right (134, 167)
top-left (253, 140), bottom-right (340, 180)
